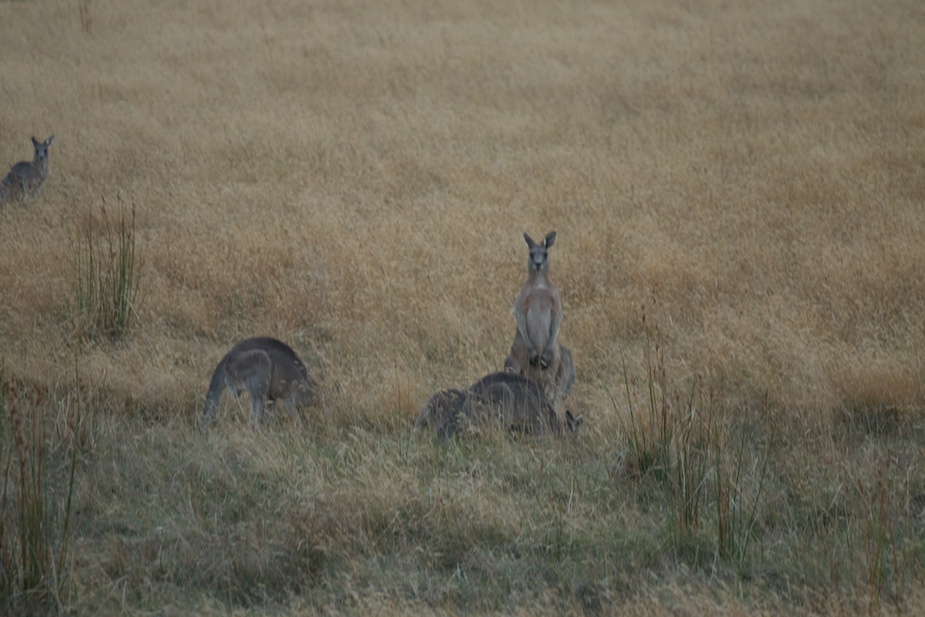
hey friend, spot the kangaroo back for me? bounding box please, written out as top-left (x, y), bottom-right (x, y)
top-left (466, 372), bottom-right (562, 436)
top-left (200, 337), bottom-right (318, 429)
top-left (262, 340), bottom-right (317, 408)
top-left (473, 370), bottom-right (582, 437)
top-left (416, 373), bottom-right (580, 440)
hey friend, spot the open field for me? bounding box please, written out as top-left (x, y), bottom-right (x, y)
top-left (1, 0), bottom-right (924, 614)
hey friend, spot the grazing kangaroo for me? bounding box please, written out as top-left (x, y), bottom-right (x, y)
top-left (201, 337), bottom-right (318, 429)
top-left (415, 372), bottom-right (581, 440)
top-left (0, 135), bottom-right (55, 204)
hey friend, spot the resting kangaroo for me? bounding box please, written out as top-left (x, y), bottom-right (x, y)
top-left (414, 372), bottom-right (581, 440)
top-left (201, 337), bottom-right (318, 429)
top-left (0, 135), bottom-right (55, 204)
top-left (413, 388), bottom-right (468, 440)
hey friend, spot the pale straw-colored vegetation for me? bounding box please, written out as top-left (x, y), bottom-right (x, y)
top-left (1, 0), bottom-right (923, 614)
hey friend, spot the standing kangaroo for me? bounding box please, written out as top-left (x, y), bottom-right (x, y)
top-left (508, 231), bottom-right (571, 410)
top-left (414, 372), bottom-right (581, 441)
top-left (201, 337), bottom-right (318, 429)
top-left (513, 231), bottom-right (562, 370)
top-left (0, 135), bottom-right (55, 204)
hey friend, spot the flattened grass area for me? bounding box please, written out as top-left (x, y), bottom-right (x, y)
top-left (1, 0), bottom-right (924, 614)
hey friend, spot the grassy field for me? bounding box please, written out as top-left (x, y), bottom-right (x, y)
top-left (1, 0), bottom-right (924, 614)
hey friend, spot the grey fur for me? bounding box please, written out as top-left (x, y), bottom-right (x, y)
top-left (0, 135), bottom-right (55, 204)
top-left (505, 342), bottom-right (575, 410)
top-left (413, 388), bottom-right (468, 439)
top-left (201, 337), bottom-right (318, 429)
top-left (415, 372), bottom-right (581, 441)
top-left (514, 231), bottom-right (562, 369)
top-left (508, 231), bottom-right (573, 411)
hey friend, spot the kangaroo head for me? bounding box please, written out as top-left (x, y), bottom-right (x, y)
top-left (523, 231), bottom-right (556, 273)
top-left (31, 135), bottom-right (55, 164)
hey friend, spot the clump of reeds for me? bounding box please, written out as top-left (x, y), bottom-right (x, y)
top-left (0, 367), bottom-right (80, 614)
top-left (72, 194), bottom-right (142, 343)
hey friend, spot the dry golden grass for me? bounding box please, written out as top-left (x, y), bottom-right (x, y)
top-left (1, 0), bottom-right (924, 614)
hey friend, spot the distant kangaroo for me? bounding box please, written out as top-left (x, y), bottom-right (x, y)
top-left (201, 337), bottom-right (318, 429)
top-left (0, 135), bottom-right (55, 204)
top-left (508, 231), bottom-right (570, 407)
top-left (414, 372), bottom-right (581, 440)
top-left (513, 231), bottom-right (562, 369)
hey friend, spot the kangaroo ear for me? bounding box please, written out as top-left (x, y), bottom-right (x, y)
top-left (46, 135), bottom-right (55, 146)
top-left (523, 232), bottom-right (536, 248)
top-left (544, 231), bottom-right (557, 248)
top-left (31, 137), bottom-right (39, 146)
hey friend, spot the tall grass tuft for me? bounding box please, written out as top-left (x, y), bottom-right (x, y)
top-left (72, 195), bottom-right (142, 343)
top-left (670, 378), bottom-right (710, 539)
top-left (619, 309), bottom-right (672, 481)
top-left (619, 308), bottom-right (768, 565)
top-left (0, 368), bottom-right (81, 614)
top-left (620, 308), bottom-right (710, 538)
top-left (853, 456), bottom-right (908, 615)
top-left (714, 419), bottom-right (769, 567)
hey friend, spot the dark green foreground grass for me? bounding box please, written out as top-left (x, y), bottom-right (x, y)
top-left (3, 373), bottom-right (923, 615)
